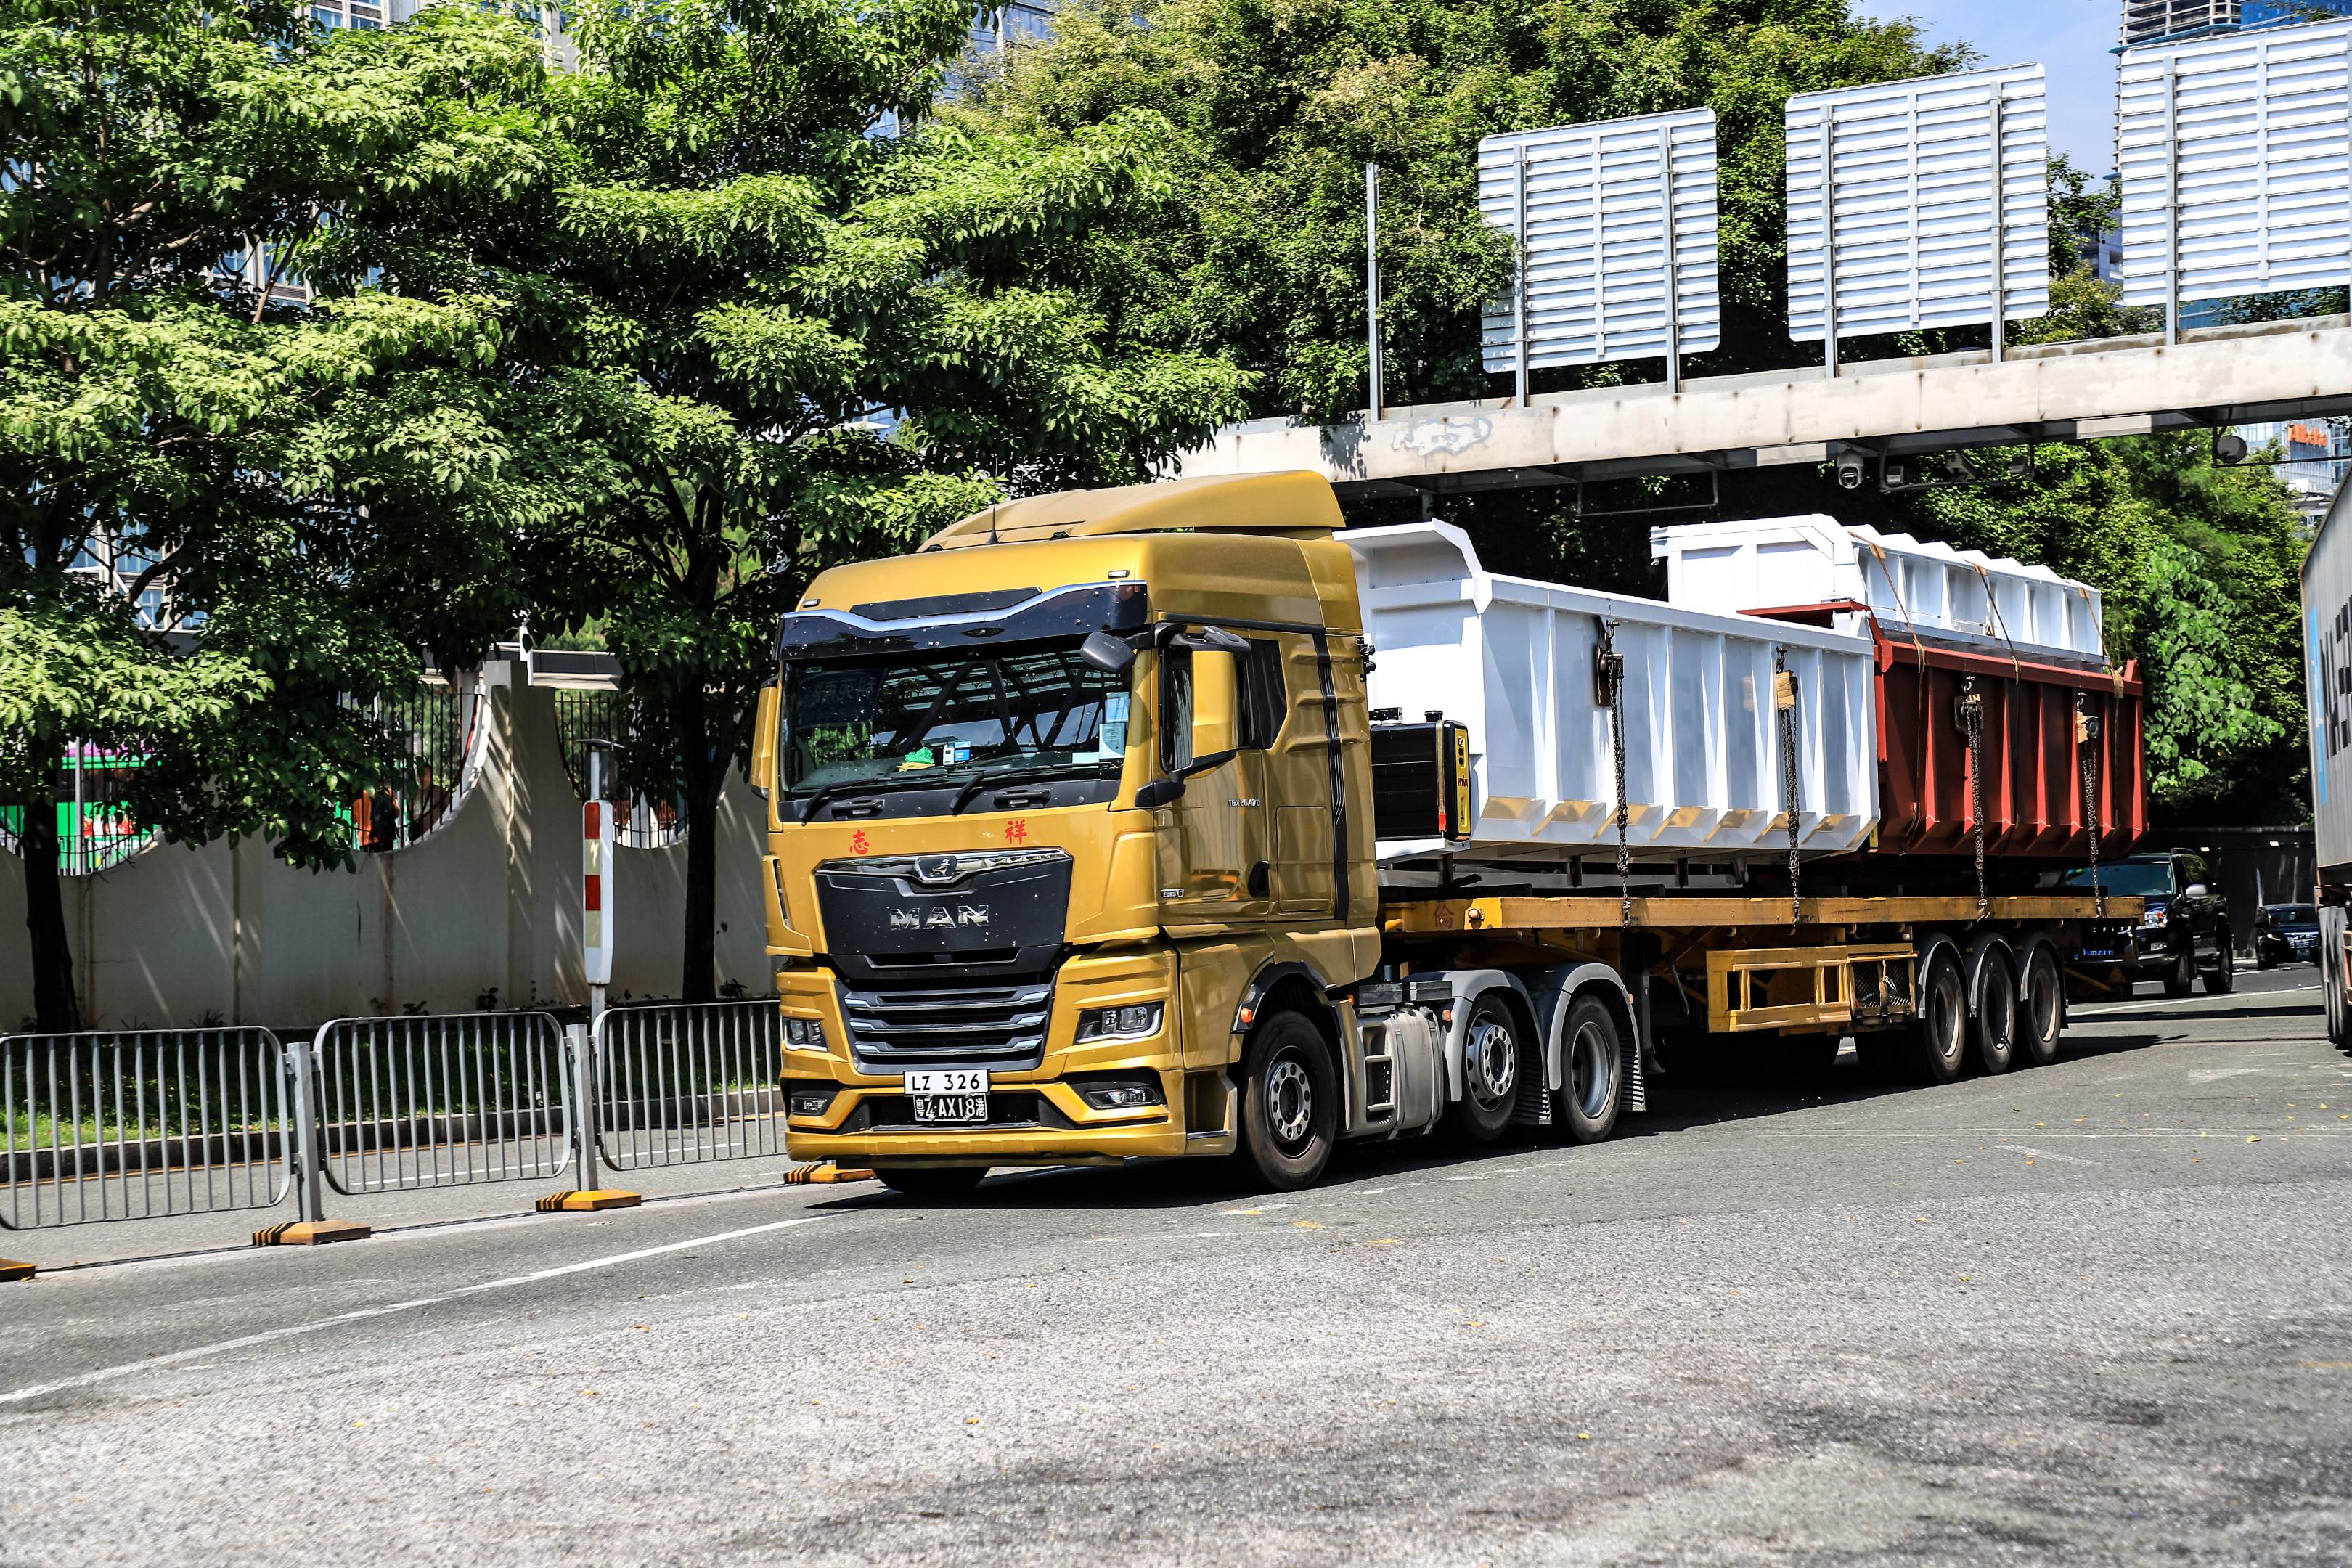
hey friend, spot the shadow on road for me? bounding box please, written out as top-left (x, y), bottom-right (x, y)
top-left (805, 985), bottom-right (2313, 1211)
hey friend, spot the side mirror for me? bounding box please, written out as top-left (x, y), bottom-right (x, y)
top-left (2185, 883), bottom-right (2208, 900)
top-left (1079, 629), bottom-right (1135, 674)
top-left (1135, 778), bottom-right (1185, 810)
top-left (751, 685), bottom-right (780, 795)
top-left (1188, 648), bottom-right (1239, 761)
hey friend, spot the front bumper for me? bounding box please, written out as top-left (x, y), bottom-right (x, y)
top-left (779, 947), bottom-right (1193, 1166)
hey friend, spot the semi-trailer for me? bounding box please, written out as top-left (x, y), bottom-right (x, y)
top-left (754, 472), bottom-right (2145, 1192)
top-left (2302, 472), bottom-right (2352, 1050)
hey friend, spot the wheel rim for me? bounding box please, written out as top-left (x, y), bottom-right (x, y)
top-left (2029, 961), bottom-right (2062, 1046)
top-left (1570, 1021), bottom-right (1614, 1119)
top-left (1466, 1013), bottom-right (1517, 1108)
top-left (1981, 970), bottom-right (2015, 1056)
top-left (1930, 973), bottom-right (1965, 1063)
top-left (1265, 1054), bottom-right (1314, 1151)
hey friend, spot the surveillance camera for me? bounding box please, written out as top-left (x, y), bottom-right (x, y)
top-left (1881, 462), bottom-right (1907, 490)
top-left (1834, 454), bottom-right (1866, 491)
top-left (2214, 431), bottom-right (2248, 465)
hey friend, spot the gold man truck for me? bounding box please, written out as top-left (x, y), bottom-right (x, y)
top-left (752, 473), bottom-right (2143, 1193)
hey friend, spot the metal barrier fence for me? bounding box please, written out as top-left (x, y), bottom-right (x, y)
top-left (310, 1013), bottom-right (573, 1194)
top-left (592, 1000), bottom-right (785, 1171)
top-left (1, 1028), bottom-right (292, 1230)
top-left (0, 1002), bottom-right (792, 1255)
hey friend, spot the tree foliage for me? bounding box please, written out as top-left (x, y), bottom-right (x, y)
top-left (0, 1), bottom-right (545, 1026)
top-left (388, 0), bottom-right (1258, 997)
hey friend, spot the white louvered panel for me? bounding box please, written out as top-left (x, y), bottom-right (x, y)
top-left (1785, 65), bottom-right (2049, 343)
top-left (1477, 107), bottom-right (1720, 372)
top-left (2118, 20), bottom-right (2352, 307)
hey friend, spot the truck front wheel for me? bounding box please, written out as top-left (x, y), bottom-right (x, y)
top-left (1233, 1012), bottom-right (1337, 1191)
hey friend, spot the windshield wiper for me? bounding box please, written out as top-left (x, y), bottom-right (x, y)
top-left (950, 760), bottom-right (1112, 815)
top-left (796, 775), bottom-right (938, 824)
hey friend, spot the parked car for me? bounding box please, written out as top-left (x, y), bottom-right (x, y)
top-left (2061, 851), bottom-right (2233, 996)
top-left (2253, 902), bottom-right (2321, 968)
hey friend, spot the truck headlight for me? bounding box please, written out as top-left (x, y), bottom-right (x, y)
top-left (1076, 1003), bottom-right (1164, 1042)
top-left (783, 1016), bottom-right (830, 1052)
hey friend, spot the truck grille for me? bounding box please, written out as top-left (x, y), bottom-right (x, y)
top-left (840, 979), bottom-right (1053, 1071)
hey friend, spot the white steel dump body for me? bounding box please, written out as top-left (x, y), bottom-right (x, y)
top-left (1347, 520), bottom-right (1877, 866)
top-left (1654, 515), bottom-right (2104, 666)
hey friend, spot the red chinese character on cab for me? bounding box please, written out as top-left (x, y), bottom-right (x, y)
top-left (851, 829), bottom-right (870, 855)
top-left (1006, 819), bottom-right (1028, 844)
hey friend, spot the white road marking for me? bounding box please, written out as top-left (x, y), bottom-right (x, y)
top-left (1994, 1142), bottom-right (2102, 1166)
top-left (2075, 984), bottom-right (2317, 1018)
top-left (2189, 1067), bottom-right (2266, 1083)
top-left (0, 1214), bottom-right (829, 1408)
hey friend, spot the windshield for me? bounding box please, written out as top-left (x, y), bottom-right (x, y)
top-left (2062, 861), bottom-right (2172, 898)
top-left (782, 642), bottom-right (1130, 794)
top-left (2269, 905), bottom-right (2318, 923)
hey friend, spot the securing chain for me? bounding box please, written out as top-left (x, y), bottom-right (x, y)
top-left (1775, 648), bottom-right (1801, 926)
top-left (1595, 618), bottom-right (1631, 928)
top-left (1956, 675), bottom-right (1989, 921)
top-left (2076, 693), bottom-right (2105, 919)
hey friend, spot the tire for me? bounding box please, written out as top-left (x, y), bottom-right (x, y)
top-left (1232, 1011), bottom-right (1338, 1191)
top-left (1905, 950), bottom-right (1969, 1085)
top-left (2203, 930), bottom-right (2235, 995)
top-left (875, 1166), bottom-right (988, 1200)
top-left (2019, 944), bottom-right (2065, 1068)
top-left (1969, 947), bottom-right (2019, 1076)
top-left (2161, 944), bottom-right (2196, 998)
top-left (1442, 993), bottom-right (1522, 1146)
top-left (1554, 994), bottom-right (1623, 1144)
top-left (2258, 948), bottom-right (2277, 971)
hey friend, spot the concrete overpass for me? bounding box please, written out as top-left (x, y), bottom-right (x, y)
top-left (1173, 314), bottom-right (2352, 500)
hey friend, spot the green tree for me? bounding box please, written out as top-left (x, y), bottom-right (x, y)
top-left (959, 0), bottom-right (1959, 419)
top-left (0, 1), bottom-right (544, 1028)
top-left (393, 0), bottom-right (1252, 997)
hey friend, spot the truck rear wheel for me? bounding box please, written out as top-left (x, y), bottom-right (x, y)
top-left (1555, 994), bottom-right (1622, 1145)
top-left (2019, 944), bottom-right (2065, 1067)
top-left (1970, 948), bottom-right (2019, 1076)
top-left (1443, 994), bottom-right (1521, 1146)
top-left (1233, 1011), bottom-right (1337, 1191)
top-left (875, 1167), bottom-right (989, 1200)
top-left (1906, 950), bottom-right (1969, 1084)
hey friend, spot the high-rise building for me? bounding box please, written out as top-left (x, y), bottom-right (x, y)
top-left (2122, 0), bottom-right (2239, 46)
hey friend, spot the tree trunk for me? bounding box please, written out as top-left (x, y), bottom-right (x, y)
top-left (678, 679), bottom-right (720, 1003)
top-left (21, 755), bottom-right (81, 1034)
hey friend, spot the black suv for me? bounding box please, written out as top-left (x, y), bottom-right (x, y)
top-left (2061, 851), bottom-right (2233, 996)
top-left (2254, 902), bottom-right (2320, 968)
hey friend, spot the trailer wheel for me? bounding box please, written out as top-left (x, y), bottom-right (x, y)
top-left (2019, 945), bottom-right (2065, 1068)
top-left (1556, 994), bottom-right (1623, 1145)
top-left (1906, 950), bottom-right (1969, 1084)
top-left (2203, 930), bottom-right (2235, 995)
top-left (875, 1167), bottom-right (989, 1200)
top-left (1443, 994), bottom-right (1521, 1146)
top-left (1969, 947), bottom-right (2020, 1076)
top-left (1233, 1011), bottom-right (1337, 1191)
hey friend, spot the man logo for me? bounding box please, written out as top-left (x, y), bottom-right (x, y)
top-left (913, 854), bottom-right (960, 886)
top-left (889, 905), bottom-right (991, 931)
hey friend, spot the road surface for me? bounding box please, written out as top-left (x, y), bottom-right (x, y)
top-left (1, 968), bottom-right (2347, 1566)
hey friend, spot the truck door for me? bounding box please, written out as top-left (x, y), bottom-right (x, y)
top-left (1259, 634), bottom-right (1339, 918)
top-left (1156, 641), bottom-right (1274, 920)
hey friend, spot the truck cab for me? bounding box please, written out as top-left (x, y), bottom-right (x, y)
top-left (757, 473), bottom-right (1387, 1193)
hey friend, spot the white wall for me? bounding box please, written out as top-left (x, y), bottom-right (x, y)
top-left (0, 676), bottom-right (772, 1032)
